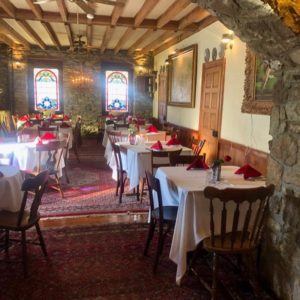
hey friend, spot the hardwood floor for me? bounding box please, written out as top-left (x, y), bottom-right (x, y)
top-left (40, 212), bottom-right (148, 228)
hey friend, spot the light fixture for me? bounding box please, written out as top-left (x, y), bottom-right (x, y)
top-left (221, 33), bottom-right (234, 49)
top-left (86, 13), bottom-right (94, 20)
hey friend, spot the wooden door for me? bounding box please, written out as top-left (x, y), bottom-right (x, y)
top-left (199, 59), bottom-right (225, 164)
top-left (158, 69), bottom-right (167, 124)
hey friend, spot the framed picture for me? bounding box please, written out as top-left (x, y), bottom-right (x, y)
top-left (242, 47), bottom-right (279, 115)
top-left (167, 44), bottom-right (197, 108)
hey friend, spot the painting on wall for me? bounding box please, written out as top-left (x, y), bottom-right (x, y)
top-left (167, 44), bottom-right (197, 108)
top-left (242, 47), bottom-right (280, 115)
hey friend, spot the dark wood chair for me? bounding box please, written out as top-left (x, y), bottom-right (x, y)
top-left (38, 125), bottom-right (59, 138)
top-left (73, 118), bottom-right (81, 163)
top-left (113, 123), bottom-right (129, 130)
top-left (0, 151), bottom-right (14, 166)
top-left (36, 140), bottom-right (65, 198)
top-left (0, 170), bottom-right (49, 276)
top-left (169, 153), bottom-right (206, 166)
top-left (107, 130), bottom-right (128, 144)
top-left (144, 171), bottom-right (178, 273)
top-left (195, 184), bottom-right (275, 300)
top-left (191, 137), bottom-right (206, 156)
top-left (111, 142), bottom-right (127, 204)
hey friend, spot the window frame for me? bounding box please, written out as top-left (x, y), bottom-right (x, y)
top-left (28, 59), bottom-right (63, 113)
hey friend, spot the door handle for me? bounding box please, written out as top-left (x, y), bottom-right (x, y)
top-left (212, 129), bottom-right (218, 138)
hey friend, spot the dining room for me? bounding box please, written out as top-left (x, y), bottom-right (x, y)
top-left (0, 0), bottom-right (299, 299)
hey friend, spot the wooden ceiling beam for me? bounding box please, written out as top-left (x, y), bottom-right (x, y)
top-left (157, 0), bottom-right (191, 29)
top-left (65, 23), bottom-right (73, 49)
top-left (114, 27), bottom-right (134, 54)
top-left (178, 7), bottom-right (210, 30)
top-left (56, 0), bottom-right (68, 23)
top-left (75, 0), bottom-right (94, 15)
top-left (111, 0), bottom-right (127, 26)
top-left (0, 10), bottom-right (199, 31)
top-left (134, 0), bottom-right (159, 27)
top-left (0, 0), bottom-right (16, 18)
top-left (140, 30), bottom-right (177, 54)
top-left (0, 33), bottom-right (16, 48)
top-left (197, 15), bottom-right (218, 30)
top-left (41, 21), bottom-right (61, 50)
top-left (101, 26), bottom-right (114, 53)
top-left (25, 0), bottom-right (43, 20)
top-left (16, 19), bottom-right (46, 50)
top-left (128, 28), bottom-right (154, 53)
top-left (0, 19), bottom-right (30, 49)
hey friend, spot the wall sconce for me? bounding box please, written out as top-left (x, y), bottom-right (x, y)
top-left (221, 33), bottom-right (234, 49)
top-left (14, 61), bottom-right (23, 70)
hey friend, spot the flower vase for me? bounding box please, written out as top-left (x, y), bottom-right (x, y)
top-left (212, 164), bottom-right (221, 183)
top-left (129, 133), bottom-right (136, 145)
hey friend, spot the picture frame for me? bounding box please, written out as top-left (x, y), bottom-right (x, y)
top-left (242, 47), bottom-right (278, 115)
top-left (167, 44), bottom-right (197, 108)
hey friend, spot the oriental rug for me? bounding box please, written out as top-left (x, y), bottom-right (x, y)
top-left (0, 223), bottom-right (274, 300)
top-left (38, 138), bottom-right (149, 217)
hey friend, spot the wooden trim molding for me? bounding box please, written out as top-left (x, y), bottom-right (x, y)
top-left (218, 138), bottom-right (268, 175)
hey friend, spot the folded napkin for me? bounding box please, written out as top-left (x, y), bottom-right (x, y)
top-left (63, 115), bottom-right (70, 121)
top-left (0, 171), bottom-right (4, 178)
top-left (35, 114), bottom-right (42, 120)
top-left (41, 132), bottom-right (56, 140)
top-left (186, 156), bottom-right (209, 170)
top-left (150, 140), bottom-right (163, 150)
top-left (19, 115), bottom-right (30, 121)
top-left (60, 122), bottom-right (71, 128)
top-left (235, 164), bottom-right (262, 179)
top-left (147, 125), bottom-right (158, 133)
top-left (51, 114), bottom-right (58, 119)
top-left (166, 137), bottom-right (180, 146)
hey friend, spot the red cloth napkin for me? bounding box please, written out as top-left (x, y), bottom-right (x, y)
top-left (19, 114), bottom-right (29, 121)
top-left (235, 164), bottom-right (262, 179)
top-left (150, 140), bottom-right (163, 150)
top-left (41, 132), bottom-right (56, 140)
top-left (186, 156), bottom-right (209, 170)
top-left (35, 114), bottom-right (42, 120)
top-left (147, 125), bottom-right (158, 133)
top-left (51, 114), bottom-right (58, 119)
top-left (60, 122), bottom-right (71, 128)
top-left (166, 138), bottom-right (180, 146)
top-left (63, 115), bottom-right (70, 121)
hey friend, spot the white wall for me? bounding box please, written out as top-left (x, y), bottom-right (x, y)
top-left (153, 21), bottom-right (271, 153)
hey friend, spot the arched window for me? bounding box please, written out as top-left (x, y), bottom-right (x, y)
top-left (106, 71), bottom-right (128, 112)
top-left (34, 68), bottom-right (60, 111)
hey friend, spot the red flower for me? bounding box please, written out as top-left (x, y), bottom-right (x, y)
top-left (224, 155), bottom-right (232, 162)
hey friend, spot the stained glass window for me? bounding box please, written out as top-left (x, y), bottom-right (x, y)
top-left (34, 68), bottom-right (60, 111)
top-left (106, 71), bottom-right (128, 112)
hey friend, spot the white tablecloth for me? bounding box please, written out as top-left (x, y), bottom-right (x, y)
top-left (155, 165), bottom-right (266, 285)
top-left (0, 166), bottom-right (23, 212)
top-left (0, 141), bottom-right (65, 177)
top-left (116, 142), bottom-right (193, 191)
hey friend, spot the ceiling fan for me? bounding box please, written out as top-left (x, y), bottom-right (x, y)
top-left (33, 0), bottom-right (125, 7)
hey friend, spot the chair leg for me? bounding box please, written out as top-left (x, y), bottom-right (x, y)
top-left (212, 252), bottom-right (219, 300)
top-left (54, 174), bottom-right (64, 198)
top-left (143, 219), bottom-right (156, 256)
top-left (119, 173), bottom-right (124, 204)
top-left (64, 165), bottom-right (70, 184)
top-left (140, 178), bottom-right (146, 203)
top-left (4, 229), bottom-right (9, 253)
top-left (35, 222), bottom-right (48, 257)
top-left (21, 230), bottom-right (27, 277)
top-left (115, 171), bottom-right (120, 196)
top-left (153, 222), bottom-right (164, 273)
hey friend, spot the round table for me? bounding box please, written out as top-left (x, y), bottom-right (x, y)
top-left (0, 166), bottom-right (23, 212)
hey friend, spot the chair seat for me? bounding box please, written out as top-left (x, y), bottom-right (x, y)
top-left (203, 232), bottom-right (256, 254)
top-left (152, 206), bottom-right (178, 222)
top-left (0, 210), bottom-right (40, 230)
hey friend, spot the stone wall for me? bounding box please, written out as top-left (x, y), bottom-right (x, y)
top-left (195, 1), bottom-right (300, 299)
top-left (0, 45), bottom-right (10, 110)
top-left (5, 47), bottom-right (154, 135)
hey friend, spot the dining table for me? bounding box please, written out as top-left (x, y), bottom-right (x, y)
top-left (0, 165), bottom-right (23, 212)
top-left (155, 165), bottom-right (266, 285)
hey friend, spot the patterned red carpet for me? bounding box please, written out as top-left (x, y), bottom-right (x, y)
top-left (0, 224), bottom-right (274, 300)
top-left (39, 138), bottom-right (149, 217)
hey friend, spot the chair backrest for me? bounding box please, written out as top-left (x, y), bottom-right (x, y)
top-left (17, 170), bottom-right (49, 226)
top-left (151, 148), bottom-right (182, 174)
top-left (111, 142), bottom-right (124, 173)
top-left (114, 123), bottom-right (129, 130)
top-left (107, 130), bottom-right (128, 144)
top-left (192, 137), bottom-right (206, 156)
top-left (145, 171), bottom-right (164, 221)
top-left (36, 140), bottom-right (65, 174)
top-left (38, 125), bottom-right (59, 138)
top-left (169, 154), bottom-right (206, 166)
top-left (0, 151), bottom-right (14, 166)
top-left (203, 184), bottom-right (275, 250)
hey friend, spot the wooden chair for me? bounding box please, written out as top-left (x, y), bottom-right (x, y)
top-left (60, 132), bottom-right (71, 184)
top-left (113, 123), bottom-right (129, 130)
top-left (38, 125), bottom-right (59, 138)
top-left (144, 171), bottom-right (178, 273)
top-left (169, 153), bottom-right (206, 166)
top-left (111, 142), bottom-right (127, 204)
top-left (73, 118), bottom-right (81, 163)
top-left (0, 171), bottom-right (49, 276)
top-left (196, 184), bottom-right (275, 300)
top-left (0, 151), bottom-right (14, 166)
top-left (107, 130), bottom-right (128, 144)
top-left (36, 140), bottom-right (65, 198)
top-left (191, 137), bottom-right (206, 156)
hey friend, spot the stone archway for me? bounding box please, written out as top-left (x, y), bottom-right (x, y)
top-left (194, 1), bottom-right (300, 299)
